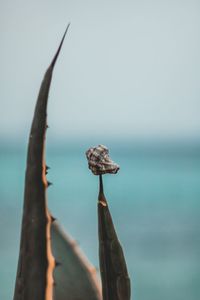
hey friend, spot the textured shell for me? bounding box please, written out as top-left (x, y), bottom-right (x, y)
top-left (86, 145), bottom-right (120, 175)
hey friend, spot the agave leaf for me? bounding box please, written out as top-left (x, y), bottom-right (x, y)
top-left (98, 175), bottom-right (131, 300)
top-left (13, 25), bottom-right (70, 300)
top-left (51, 221), bottom-right (102, 300)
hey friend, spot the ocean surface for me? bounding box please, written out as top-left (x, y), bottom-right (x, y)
top-left (0, 141), bottom-right (200, 300)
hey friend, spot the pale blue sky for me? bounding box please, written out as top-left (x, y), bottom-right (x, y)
top-left (1, 0), bottom-right (200, 142)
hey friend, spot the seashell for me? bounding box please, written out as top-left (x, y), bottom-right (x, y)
top-left (86, 145), bottom-right (120, 175)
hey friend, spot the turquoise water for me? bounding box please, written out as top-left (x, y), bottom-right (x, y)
top-left (0, 142), bottom-right (200, 300)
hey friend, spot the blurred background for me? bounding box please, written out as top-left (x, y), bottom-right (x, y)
top-left (0, 0), bottom-right (200, 299)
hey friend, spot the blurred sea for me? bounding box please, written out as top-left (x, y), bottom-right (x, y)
top-left (0, 141), bottom-right (200, 300)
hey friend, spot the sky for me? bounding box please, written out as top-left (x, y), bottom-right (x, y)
top-left (0, 0), bottom-right (200, 143)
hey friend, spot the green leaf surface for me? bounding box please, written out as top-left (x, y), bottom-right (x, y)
top-left (51, 221), bottom-right (102, 300)
top-left (98, 175), bottom-right (131, 300)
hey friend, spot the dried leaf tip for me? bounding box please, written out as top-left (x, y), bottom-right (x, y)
top-left (86, 144), bottom-right (120, 175)
top-left (50, 23), bottom-right (70, 68)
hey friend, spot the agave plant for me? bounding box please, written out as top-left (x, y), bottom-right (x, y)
top-left (98, 175), bottom-right (131, 300)
top-left (13, 27), bottom-right (131, 300)
top-left (13, 25), bottom-right (101, 300)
